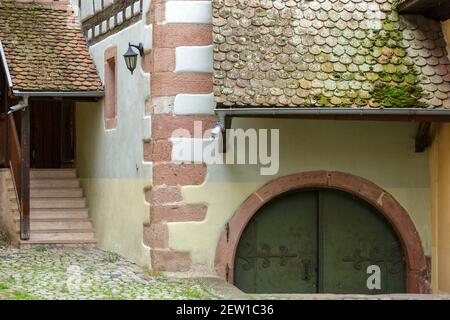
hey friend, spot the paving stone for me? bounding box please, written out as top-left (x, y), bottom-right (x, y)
top-left (0, 242), bottom-right (220, 300)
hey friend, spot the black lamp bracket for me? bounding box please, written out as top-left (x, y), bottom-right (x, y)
top-left (129, 42), bottom-right (144, 56)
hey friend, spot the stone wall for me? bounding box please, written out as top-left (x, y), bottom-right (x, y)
top-left (144, 0), bottom-right (217, 272)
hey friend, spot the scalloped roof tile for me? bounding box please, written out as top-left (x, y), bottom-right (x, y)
top-left (212, 0), bottom-right (450, 108)
top-left (0, 1), bottom-right (103, 93)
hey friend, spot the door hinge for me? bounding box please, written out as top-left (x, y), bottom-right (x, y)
top-left (225, 264), bottom-right (230, 282)
top-left (225, 222), bottom-right (230, 242)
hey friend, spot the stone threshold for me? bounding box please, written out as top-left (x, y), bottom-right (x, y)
top-left (193, 277), bottom-right (450, 300)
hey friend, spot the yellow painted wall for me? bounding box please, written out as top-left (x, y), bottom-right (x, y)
top-left (430, 124), bottom-right (450, 293)
top-left (76, 102), bottom-right (151, 266)
top-left (169, 119), bottom-right (432, 275)
top-left (427, 20), bottom-right (450, 294)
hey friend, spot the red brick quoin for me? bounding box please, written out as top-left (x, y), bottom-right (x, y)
top-left (214, 171), bottom-right (430, 293)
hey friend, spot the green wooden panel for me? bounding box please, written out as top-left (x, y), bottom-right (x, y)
top-left (234, 189), bottom-right (406, 294)
top-left (235, 190), bottom-right (318, 293)
top-left (320, 189), bottom-right (406, 294)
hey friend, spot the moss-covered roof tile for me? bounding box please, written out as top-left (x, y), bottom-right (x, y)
top-left (0, 1), bottom-right (102, 93)
top-left (213, 0), bottom-right (450, 108)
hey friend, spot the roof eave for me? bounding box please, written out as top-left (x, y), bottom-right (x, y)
top-left (0, 41), bottom-right (13, 88)
top-left (12, 90), bottom-right (104, 98)
top-left (215, 107), bottom-right (450, 121)
top-left (2, 42), bottom-right (103, 98)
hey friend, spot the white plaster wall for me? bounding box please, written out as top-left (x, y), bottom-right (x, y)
top-left (174, 93), bottom-right (215, 115)
top-left (165, 1), bottom-right (212, 24)
top-left (175, 46), bottom-right (213, 73)
top-left (76, 0), bottom-right (152, 266)
top-left (79, 0), bottom-right (94, 21)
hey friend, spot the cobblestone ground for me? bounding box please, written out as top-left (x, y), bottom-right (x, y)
top-left (1, 237), bottom-right (449, 300)
top-left (0, 240), bottom-right (222, 300)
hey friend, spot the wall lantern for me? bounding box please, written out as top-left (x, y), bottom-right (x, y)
top-left (123, 42), bottom-right (144, 74)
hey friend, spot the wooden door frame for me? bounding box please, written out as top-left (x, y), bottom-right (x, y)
top-left (29, 99), bottom-right (76, 168)
top-left (214, 171), bottom-right (430, 294)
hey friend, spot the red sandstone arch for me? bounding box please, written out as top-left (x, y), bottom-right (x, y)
top-left (214, 171), bottom-right (430, 293)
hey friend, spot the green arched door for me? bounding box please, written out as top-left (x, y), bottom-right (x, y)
top-left (234, 189), bottom-right (406, 294)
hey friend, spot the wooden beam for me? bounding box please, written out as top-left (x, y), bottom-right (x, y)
top-left (20, 107), bottom-right (30, 240)
top-left (0, 52), bottom-right (8, 167)
top-left (28, 96), bottom-right (100, 103)
top-left (222, 115), bottom-right (232, 154)
top-left (415, 122), bottom-right (432, 153)
top-left (398, 0), bottom-right (450, 21)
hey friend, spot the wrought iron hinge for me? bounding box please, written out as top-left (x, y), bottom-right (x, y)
top-left (225, 222), bottom-right (230, 242)
top-left (225, 264), bottom-right (230, 282)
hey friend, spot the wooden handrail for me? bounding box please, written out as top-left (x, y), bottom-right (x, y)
top-left (0, 114), bottom-right (6, 166)
top-left (7, 112), bottom-right (30, 240)
top-left (8, 114), bottom-right (21, 201)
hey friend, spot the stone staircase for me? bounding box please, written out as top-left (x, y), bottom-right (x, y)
top-left (8, 169), bottom-right (96, 247)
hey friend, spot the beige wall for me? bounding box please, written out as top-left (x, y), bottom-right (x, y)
top-left (74, 2), bottom-right (152, 266)
top-left (169, 119), bottom-right (432, 275)
top-left (427, 20), bottom-right (450, 294)
top-left (430, 123), bottom-right (450, 293)
top-left (76, 102), bottom-right (151, 266)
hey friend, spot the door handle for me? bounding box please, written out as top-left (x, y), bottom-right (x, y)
top-left (301, 259), bottom-right (311, 281)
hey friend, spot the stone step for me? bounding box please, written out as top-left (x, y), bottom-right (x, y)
top-left (27, 231), bottom-right (96, 242)
top-left (7, 169), bottom-right (96, 247)
top-left (19, 242), bottom-right (97, 249)
top-left (13, 208), bottom-right (90, 220)
top-left (30, 169), bottom-right (77, 179)
top-left (30, 179), bottom-right (80, 188)
top-left (30, 198), bottom-right (87, 209)
top-left (30, 188), bottom-right (84, 198)
top-left (8, 188), bottom-right (83, 199)
top-left (15, 219), bottom-right (93, 231)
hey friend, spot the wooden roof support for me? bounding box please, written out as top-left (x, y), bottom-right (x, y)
top-left (415, 122), bottom-right (432, 153)
top-left (398, 0), bottom-right (450, 21)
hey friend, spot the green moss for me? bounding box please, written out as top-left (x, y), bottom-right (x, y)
top-left (365, 18), bottom-right (427, 108)
top-left (101, 251), bottom-right (121, 264)
top-left (35, 246), bottom-right (48, 252)
top-left (314, 95), bottom-right (330, 106)
top-left (370, 83), bottom-right (427, 108)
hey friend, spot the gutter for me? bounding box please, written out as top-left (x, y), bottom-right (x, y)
top-left (0, 41), bottom-right (13, 88)
top-left (215, 107), bottom-right (450, 117)
top-left (12, 90), bottom-right (104, 98)
top-left (212, 107), bottom-right (450, 134)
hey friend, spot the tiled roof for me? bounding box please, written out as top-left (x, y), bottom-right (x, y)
top-left (0, 1), bottom-right (103, 93)
top-left (212, 0), bottom-right (450, 108)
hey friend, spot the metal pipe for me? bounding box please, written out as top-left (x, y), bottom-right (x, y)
top-left (7, 96), bottom-right (29, 115)
top-left (215, 107), bottom-right (450, 117)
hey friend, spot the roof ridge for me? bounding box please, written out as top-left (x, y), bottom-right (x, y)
top-left (0, 0), bottom-right (70, 11)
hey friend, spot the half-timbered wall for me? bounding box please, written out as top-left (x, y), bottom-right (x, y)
top-left (77, 0), bottom-right (143, 44)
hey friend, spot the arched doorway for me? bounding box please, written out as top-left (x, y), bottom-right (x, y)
top-left (214, 171), bottom-right (429, 294)
top-left (235, 188), bottom-right (405, 294)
